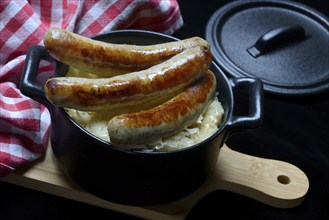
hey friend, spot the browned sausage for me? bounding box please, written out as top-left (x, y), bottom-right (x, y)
top-left (44, 46), bottom-right (212, 113)
top-left (107, 70), bottom-right (217, 146)
top-left (44, 27), bottom-right (210, 77)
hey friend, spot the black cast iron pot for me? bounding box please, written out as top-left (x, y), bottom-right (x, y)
top-left (20, 30), bottom-right (263, 206)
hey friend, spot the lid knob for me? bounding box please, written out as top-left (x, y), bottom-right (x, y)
top-left (246, 25), bottom-right (306, 58)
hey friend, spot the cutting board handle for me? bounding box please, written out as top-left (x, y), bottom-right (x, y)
top-left (209, 144), bottom-right (310, 208)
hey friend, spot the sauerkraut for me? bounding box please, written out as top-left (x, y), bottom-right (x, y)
top-left (66, 96), bottom-right (224, 151)
top-left (65, 66), bottom-right (224, 151)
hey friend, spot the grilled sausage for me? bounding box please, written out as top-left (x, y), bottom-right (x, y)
top-left (44, 27), bottom-right (210, 77)
top-left (107, 70), bottom-right (217, 146)
top-left (44, 46), bottom-right (212, 113)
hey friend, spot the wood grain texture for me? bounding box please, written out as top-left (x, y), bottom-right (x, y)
top-left (1, 142), bottom-right (309, 220)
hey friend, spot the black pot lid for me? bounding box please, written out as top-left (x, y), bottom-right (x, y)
top-left (206, 0), bottom-right (329, 96)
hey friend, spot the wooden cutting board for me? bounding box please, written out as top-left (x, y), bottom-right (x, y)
top-left (1, 142), bottom-right (309, 220)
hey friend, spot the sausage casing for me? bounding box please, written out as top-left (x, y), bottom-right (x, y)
top-left (44, 27), bottom-right (210, 77)
top-left (44, 46), bottom-right (212, 113)
top-left (107, 70), bottom-right (217, 146)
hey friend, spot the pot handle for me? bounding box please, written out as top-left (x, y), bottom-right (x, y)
top-left (227, 77), bottom-right (264, 130)
top-left (20, 45), bottom-right (55, 109)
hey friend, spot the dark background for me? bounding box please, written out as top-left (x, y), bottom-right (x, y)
top-left (1, 0), bottom-right (328, 219)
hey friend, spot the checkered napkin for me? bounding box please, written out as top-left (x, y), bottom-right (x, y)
top-left (0, 0), bottom-right (183, 177)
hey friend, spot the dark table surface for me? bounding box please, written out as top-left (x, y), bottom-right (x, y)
top-left (1, 0), bottom-right (328, 219)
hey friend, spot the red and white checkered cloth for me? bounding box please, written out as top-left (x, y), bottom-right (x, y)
top-left (0, 0), bottom-right (183, 177)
